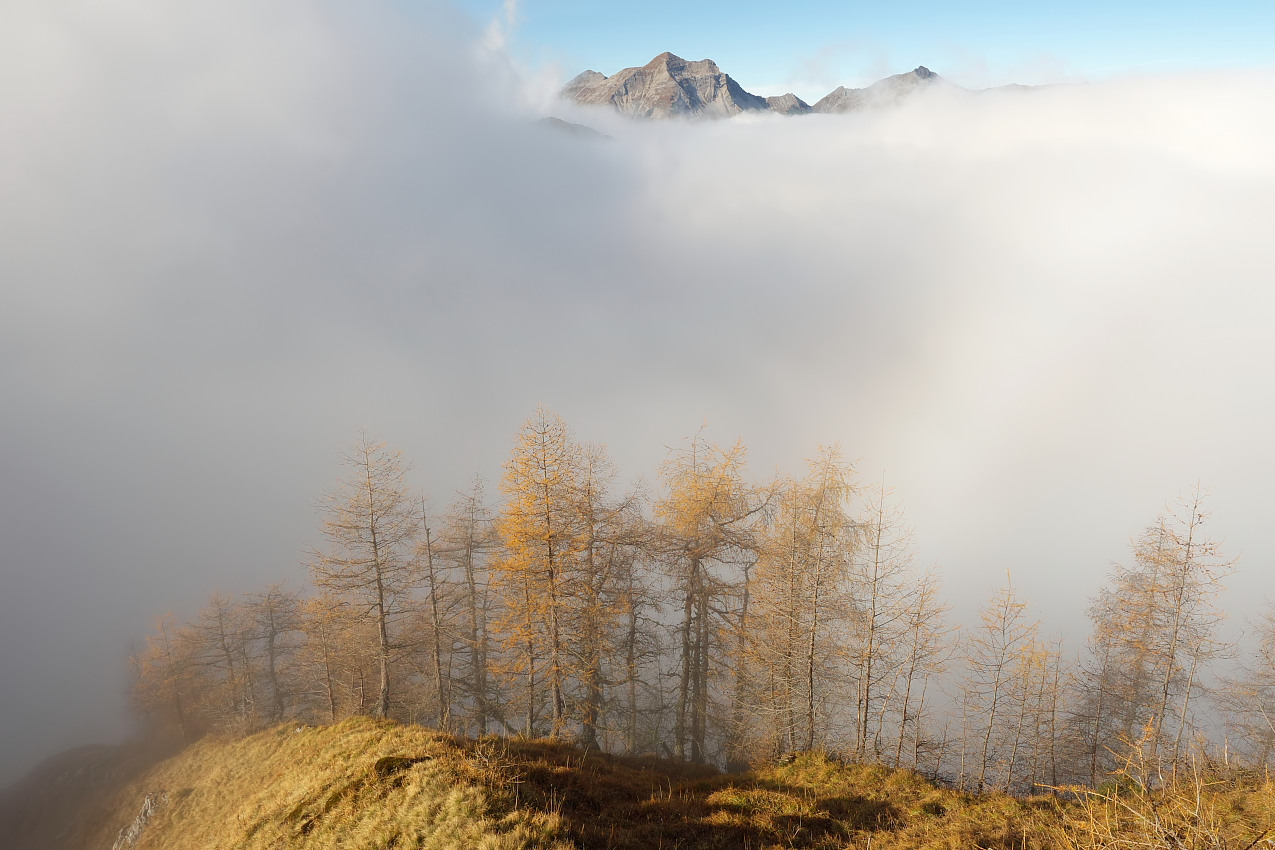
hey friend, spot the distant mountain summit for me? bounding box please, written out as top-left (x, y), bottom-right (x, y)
top-left (764, 92), bottom-right (812, 116)
top-left (812, 66), bottom-right (947, 113)
top-left (562, 52), bottom-right (808, 118)
top-left (561, 56), bottom-right (962, 119)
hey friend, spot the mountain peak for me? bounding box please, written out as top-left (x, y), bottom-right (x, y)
top-left (914, 66), bottom-right (935, 78)
top-left (560, 52), bottom-right (766, 118)
top-left (650, 51), bottom-right (688, 65)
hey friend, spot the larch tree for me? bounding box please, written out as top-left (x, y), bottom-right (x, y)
top-left (1222, 604), bottom-right (1275, 765)
top-left (245, 584), bottom-right (301, 724)
top-left (296, 592), bottom-right (364, 722)
top-left (568, 442), bottom-right (629, 751)
top-left (129, 614), bottom-right (198, 744)
top-left (746, 448), bottom-right (855, 757)
top-left (891, 570), bottom-right (954, 771)
top-left (1073, 486), bottom-right (1234, 776)
top-left (187, 593), bottom-right (254, 727)
top-left (438, 477), bottom-right (498, 736)
top-left (847, 478), bottom-right (927, 761)
top-left (607, 499), bottom-right (662, 755)
top-left (494, 407), bottom-right (585, 739)
top-left (998, 637), bottom-right (1064, 793)
top-left (656, 433), bottom-right (768, 763)
top-left (308, 432), bottom-right (420, 719)
top-left (413, 498), bottom-right (458, 729)
top-left (959, 578), bottom-right (1041, 792)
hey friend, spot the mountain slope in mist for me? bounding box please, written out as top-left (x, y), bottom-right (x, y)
top-left (0, 740), bottom-right (170, 850)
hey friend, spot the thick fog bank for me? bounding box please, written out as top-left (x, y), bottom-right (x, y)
top-left (2, 0), bottom-right (1274, 785)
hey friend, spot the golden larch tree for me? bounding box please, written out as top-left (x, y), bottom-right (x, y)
top-left (494, 407), bottom-right (584, 738)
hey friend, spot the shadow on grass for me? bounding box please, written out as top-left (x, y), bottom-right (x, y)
top-left (448, 738), bottom-right (905, 850)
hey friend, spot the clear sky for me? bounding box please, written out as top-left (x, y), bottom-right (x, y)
top-left (455, 0), bottom-right (1274, 100)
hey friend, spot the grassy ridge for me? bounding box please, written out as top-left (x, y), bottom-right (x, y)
top-left (88, 719), bottom-right (1275, 849)
top-left (95, 719), bottom-right (569, 850)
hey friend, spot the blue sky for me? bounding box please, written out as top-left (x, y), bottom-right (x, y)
top-left (457, 0), bottom-right (1273, 100)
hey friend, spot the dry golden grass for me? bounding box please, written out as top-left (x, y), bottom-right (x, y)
top-left (1046, 750), bottom-right (1275, 850)
top-left (90, 720), bottom-right (1275, 850)
top-left (95, 718), bottom-right (570, 850)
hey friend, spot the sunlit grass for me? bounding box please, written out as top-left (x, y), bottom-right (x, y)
top-left (96, 720), bottom-right (1275, 850)
top-left (99, 718), bottom-right (569, 849)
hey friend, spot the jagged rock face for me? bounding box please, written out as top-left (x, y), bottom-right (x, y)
top-left (562, 52), bottom-right (773, 118)
top-left (812, 66), bottom-right (947, 113)
top-left (765, 93), bottom-right (812, 115)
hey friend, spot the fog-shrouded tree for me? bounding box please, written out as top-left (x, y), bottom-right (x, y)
top-left (846, 478), bottom-right (922, 760)
top-left (494, 407), bottom-right (586, 738)
top-left (412, 499), bottom-right (459, 730)
top-left (1222, 604), bottom-right (1275, 765)
top-left (436, 477), bottom-right (499, 736)
top-left (657, 433), bottom-right (769, 763)
top-left (958, 578), bottom-right (1041, 792)
top-left (296, 593), bottom-right (367, 722)
top-left (742, 448), bottom-right (855, 758)
top-left (244, 583), bottom-right (302, 724)
top-left (308, 432), bottom-right (420, 719)
top-left (1000, 637), bottom-right (1066, 793)
top-left (890, 568), bottom-right (954, 772)
top-left (1071, 487), bottom-right (1234, 778)
top-left (129, 614), bottom-right (200, 744)
top-left (568, 442), bottom-right (634, 751)
top-left (606, 499), bottom-right (663, 755)
top-left (186, 592), bottom-right (256, 727)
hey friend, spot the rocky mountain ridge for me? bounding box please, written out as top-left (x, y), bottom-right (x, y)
top-left (562, 53), bottom-right (966, 118)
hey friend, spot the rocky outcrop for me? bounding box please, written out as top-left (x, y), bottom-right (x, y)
top-left (111, 792), bottom-right (166, 850)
